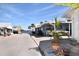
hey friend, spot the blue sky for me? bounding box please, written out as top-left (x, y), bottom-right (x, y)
top-left (0, 3), bottom-right (70, 30)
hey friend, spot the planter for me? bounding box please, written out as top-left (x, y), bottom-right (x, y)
top-left (51, 40), bottom-right (64, 56)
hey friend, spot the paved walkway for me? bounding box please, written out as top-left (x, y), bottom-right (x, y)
top-left (31, 36), bottom-right (79, 56)
top-left (0, 33), bottom-right (41, 56)
top-left (31, 36), bottom-right (51, 46)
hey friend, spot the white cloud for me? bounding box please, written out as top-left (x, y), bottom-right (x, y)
top-left (1, 5), bottom-right (24, 16)
top-left (0, 5), bottom-right (37, 21)
top-left (27, 4), bottom-right (55, 15)
top-left (38, 7), bottom-right (70, 19)
top-left (0, 4), bottom-right (55, 21)
top-left (4, 13), bottom-right (13, 19)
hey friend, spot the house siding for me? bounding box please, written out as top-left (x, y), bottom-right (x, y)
top-left (72, 8), bottom-right (79, 42)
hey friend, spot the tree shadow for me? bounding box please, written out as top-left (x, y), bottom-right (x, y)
top-left (29, 47), bottom-right (40, 52)
top-left (29, 47), bottom-right (44, 55)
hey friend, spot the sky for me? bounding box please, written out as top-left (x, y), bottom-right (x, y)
top-left (0, 3), bottom-right (70, 30)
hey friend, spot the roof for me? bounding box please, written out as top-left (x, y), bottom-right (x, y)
top-left (62, 8), bottom-right (75, 19)
top-left (0, 23), bottom-right (12, 29)
top-left (35, 24), bottom-right (41, 28)
top-left (41, 23), bottom-right (53, 27)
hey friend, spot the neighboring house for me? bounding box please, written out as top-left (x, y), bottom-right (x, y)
top-left (34, 19), bottom-right (72, 36)
top-left (0, 23), bottom-right (13, 36)
top-left (0, 23), bottom-right (22, 36)
top-left (55, 21), bottom-right (72, 36)
top-left (35, 18), bottom-right (72, 36)
top-left (40, 23), bottom-right (54, 36)
top-left (35, 23), bottom-right (54, 36)
top-left (35, 24), bottom-right (41, 35)
top-left (12, 26), bottom-right (22, 34)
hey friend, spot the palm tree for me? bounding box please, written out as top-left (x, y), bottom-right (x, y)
top-left (55, 3), bottom-right (79, 9)
top-left (45, 20), bottom-right (48, 23)
top-left (54, 17), bottom-right (62, 31)
top-left (40, 21), bottom-right (43, 25)
top-left (31, 23), bottom-right (35, 28)
top-left (28, 26), bottom-right (31, 29)
top-left (30, 23), bottom-right (36, 35)
top-left (50, 17), bottom-right (62, 52)
top-left (55, 21), bottom-right (62, 30)
top-left (30, 23), bottom-right (36, 31)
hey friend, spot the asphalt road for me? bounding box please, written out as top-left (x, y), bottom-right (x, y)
top-left (0, 33), bottom-right (41, 56)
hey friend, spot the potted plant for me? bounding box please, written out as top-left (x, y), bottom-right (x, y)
top-left (51, 31), bottom-right (60, 48)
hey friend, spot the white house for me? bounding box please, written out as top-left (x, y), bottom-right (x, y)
top-left (0, 23), bottom-right (22, 36)
top-left (63, 8), bottom-right (79, 42)
top-left (34, 19), bottom-right (71, 36)
top-left (0, 23), bottom-right (13, 36)
top-left (12, 26), bottom-right (22, 34)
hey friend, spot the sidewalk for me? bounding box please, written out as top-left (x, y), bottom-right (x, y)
top-left (31, 36), bottom-right (51, 46)
top-left (31, 36), bottom-right (79, 56)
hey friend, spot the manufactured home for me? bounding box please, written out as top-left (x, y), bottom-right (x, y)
top-left (0, 23), bottom-right (13, 36)
top-left (34, 19), bottom-right (72, 36)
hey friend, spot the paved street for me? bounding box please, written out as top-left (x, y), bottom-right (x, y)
top-left (0, 33), bottom-right (41, 56)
